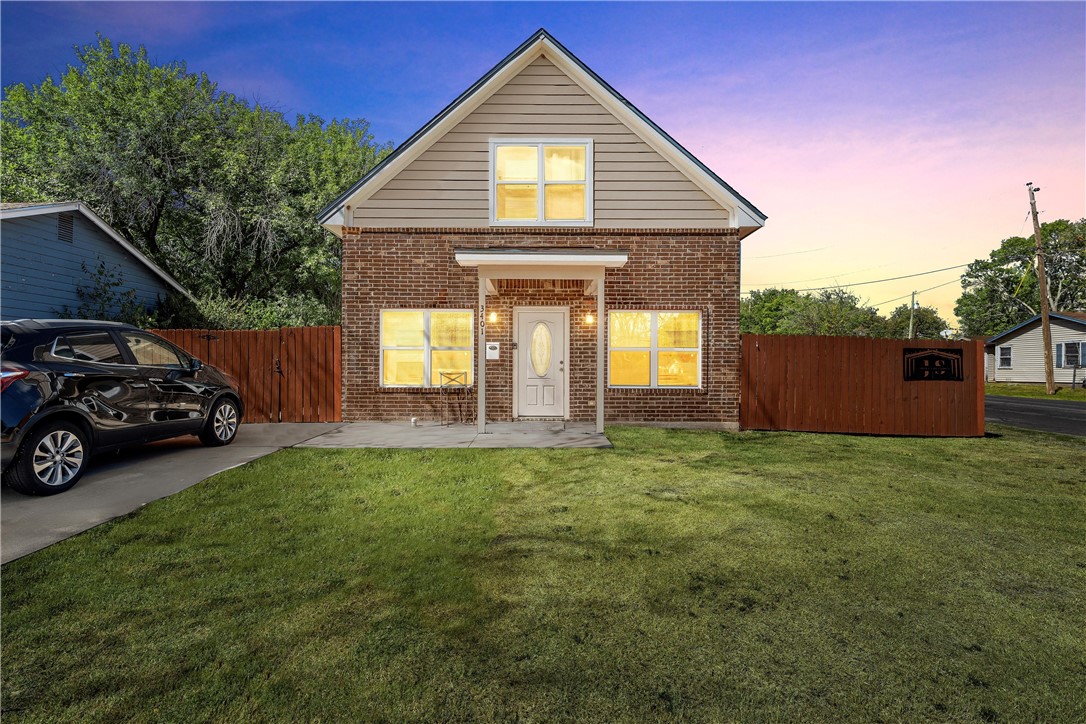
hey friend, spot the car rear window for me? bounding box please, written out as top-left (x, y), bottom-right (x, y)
top-left (54, 332), bottom-right (126, 365)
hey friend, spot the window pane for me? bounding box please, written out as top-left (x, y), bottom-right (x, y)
top-left (610, 312), bottom-right (651, 348)
top-left (658, 312), bottom-right (699, 348)
top-left (1067, 343), bottom-right (1081, 366)
top-left (610, 351), bottom-right (650, 386)
top-left (381, 311), bottom-right (424, 347)
top-left (496, 184), bottom-right (538, 220)
top-left (121, 332), bottom-right (184, 368)
top-left (64, 332), bottom-right (125, 365)
top-left (544, 184), bottom-right (586, 221)
top-left (431, 350), bottom-right (473, 386)
top-left (544, 146), bottom-right (585, 181)
top-left (431, 311), bottom-right (473, 348)
top-left (496, 146), bottom-right (538, 181)
top-left (383, 350), bottom-right (424, 386)
top-left (658, 351), bottom-right (699, 387)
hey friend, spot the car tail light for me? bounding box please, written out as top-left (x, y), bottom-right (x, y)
top-left (0, 367), bottom-right (29, 392)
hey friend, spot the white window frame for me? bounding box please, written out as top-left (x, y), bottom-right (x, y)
top-left (607, 310), bottom-right (702, 389)
top-left (379, 309), bottom-right (474, 388)
top-left (997, 345), bottom-right (1012, 369)
top-left (1059, 341), bottom-right (1082, 368)
top-left (488, 138), bottom-right (594, 227)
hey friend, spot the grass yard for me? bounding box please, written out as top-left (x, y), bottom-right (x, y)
top-left (3, 426), bottom-right (1084, 722)
top-left (986, 382), bottom-right (1086, 402)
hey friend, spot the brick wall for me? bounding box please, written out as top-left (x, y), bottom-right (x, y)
top-left (340, 227), bottom-right (741, 426)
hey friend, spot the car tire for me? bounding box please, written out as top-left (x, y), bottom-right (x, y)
top-left (4, 421), bottom-right (90, 495)
top-left (200, 397), bottom-right (240, 447)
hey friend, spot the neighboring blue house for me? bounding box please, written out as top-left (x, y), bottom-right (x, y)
top-left (1, 201), bottom-right (189, 321)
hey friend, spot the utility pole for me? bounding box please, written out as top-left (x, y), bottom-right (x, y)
top-left (907, 290), bottom-right (917, 339)
top-left (1027, 182), bottom-right (1056, 394)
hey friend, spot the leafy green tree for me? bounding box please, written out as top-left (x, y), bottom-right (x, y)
top-left (741, 288), bottom-right (888, 337)
top-left (884, 304), bottom-right (948, 340)
top-left (955, 219), bottom-right (1086, 337)
top-left (784, 289), bottom-right (887, 337)
top-left (2, 36), bottom-right (391, 324)
top-left (2, 37), bottom-right (220, 258)
top-left (740, 288), bottom-right (812, 334)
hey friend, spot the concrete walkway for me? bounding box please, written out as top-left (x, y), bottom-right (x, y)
top-left (296, 421), bottom-right (613, 449)
top-left (1, 423), bottom-right (345, 564)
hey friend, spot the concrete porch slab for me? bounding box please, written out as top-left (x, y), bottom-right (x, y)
top-left (295, 421), bottom-right (612, 449)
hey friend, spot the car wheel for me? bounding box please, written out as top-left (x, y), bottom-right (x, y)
top-left (4, 421), bottom-right (90, 495)
top-left (200, 397), bottom-right (240, 447)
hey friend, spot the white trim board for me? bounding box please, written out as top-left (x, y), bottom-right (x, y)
top-left (455, 251), bottom-right (628, 268)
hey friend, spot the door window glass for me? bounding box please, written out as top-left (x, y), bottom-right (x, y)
top-left (57, 332), bottom-right (126, 364)
top-left (120, 332), bottom-right (186, 368)
top-left (530, 323), bottom-right (553, 377)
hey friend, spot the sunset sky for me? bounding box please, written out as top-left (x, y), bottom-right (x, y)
top-left (3, 2), bottom-right (1083, 325)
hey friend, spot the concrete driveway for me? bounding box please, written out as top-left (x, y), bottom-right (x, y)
top-left (985, 395), bottom-right (1085, 437)
top-left (1, 422), bottom-right (344, 564)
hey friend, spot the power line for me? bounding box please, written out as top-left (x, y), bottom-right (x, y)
top-left (789, 263), bottom-right (969, 292)
top-left (746, 246), bottom-right (828, 260)
top-left (741, 264), bottom-right (890, 288)
top-left (872, 277), bottom-right (961, 307)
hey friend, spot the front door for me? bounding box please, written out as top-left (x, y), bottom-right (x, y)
top-left (515, 308), bottom-right (567, 418)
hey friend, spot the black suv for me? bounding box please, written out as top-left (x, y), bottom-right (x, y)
top-left (1, 320), bottom-right (243, 495)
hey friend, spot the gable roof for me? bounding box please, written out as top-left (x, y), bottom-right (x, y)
top-left (0, 201), bottom-right (192, 299)
top-left (318, 28), bottom-right (766, 235)
top-left (986, 311), bottom-right (1086, 344)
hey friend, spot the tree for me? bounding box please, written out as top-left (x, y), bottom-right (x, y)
top-left (740, 288), bottom-right (888, 337)
top-left (2, 36), bottom-right (391, 323)
top-left (954, 219), bottom-right (1086, 337)
top-left (2, 37), bottom-right (221, 258)
top-left (740, 288), bottom-right (813, 334)
top-left (884, 304), bottom-right (948, 340)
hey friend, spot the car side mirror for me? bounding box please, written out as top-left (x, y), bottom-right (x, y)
top-left (189, 358), bottom-right (203, 372)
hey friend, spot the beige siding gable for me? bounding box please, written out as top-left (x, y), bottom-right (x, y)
top-left (353, 55), bottom-right (731, 229)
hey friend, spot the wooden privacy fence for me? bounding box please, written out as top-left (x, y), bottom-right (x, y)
top-left (741, 335), bottom-right (985, 437)
top-left (150, 326), bottom-right (342, 423)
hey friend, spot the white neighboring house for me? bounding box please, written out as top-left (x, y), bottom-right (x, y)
top-left (985, 311), bottom-right (1086, 385)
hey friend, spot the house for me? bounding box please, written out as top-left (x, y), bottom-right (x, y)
top-left (1, 201), bottom-right (189, 321)
top-left (318, 29), bottom-right (766, 433)
top-left (985, 312), bottom-right (1086, 385)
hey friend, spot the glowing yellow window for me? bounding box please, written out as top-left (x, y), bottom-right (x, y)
top-left (381, 311), bottom-right (424, 347)
top-left (608, 311), bottom-right (700, 388)
top-left (610, 351), bottom-right (650, 386)
top-left (610, 312), bottom-right (651, 348)
top-left (381, 310), bottom-right (473, 387)
top-left (492, 140), bottom-right (591, 224)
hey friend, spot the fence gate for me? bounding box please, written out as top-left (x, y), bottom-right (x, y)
top-left (150, 326), bottom-right (342, 423)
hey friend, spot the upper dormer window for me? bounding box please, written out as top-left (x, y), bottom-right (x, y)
top-left (490, 139), bottom-right (593, 225)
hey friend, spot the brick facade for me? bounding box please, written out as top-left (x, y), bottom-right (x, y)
top-left (341, 227), bottom-right (741, 428)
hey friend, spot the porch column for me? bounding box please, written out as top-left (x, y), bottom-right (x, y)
top-left (596, 270), bottom-right (605, 434)
top-left (478, 271), bottom-right (487, 433)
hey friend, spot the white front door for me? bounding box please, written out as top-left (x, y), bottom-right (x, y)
top-left (515, 308), bottom-right (567, 418)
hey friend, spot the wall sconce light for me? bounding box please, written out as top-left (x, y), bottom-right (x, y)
top-left (488, 311), bottom-right (498, 324)
top-left (585, 313), bottom-right (595, 324)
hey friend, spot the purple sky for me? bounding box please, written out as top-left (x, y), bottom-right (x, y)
top-left (3, 2), bottom-right (1083, 324)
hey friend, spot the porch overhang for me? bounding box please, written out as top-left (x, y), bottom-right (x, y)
top-left (457, 249), bottom-right (627, 436)
top-left (454, 249), bottom-right (628, 271)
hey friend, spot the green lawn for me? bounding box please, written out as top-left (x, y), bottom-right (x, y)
top-left (987, 382), bottom-right (1086, 402)
top-left (3, 426), bottom-right (1084, 722)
